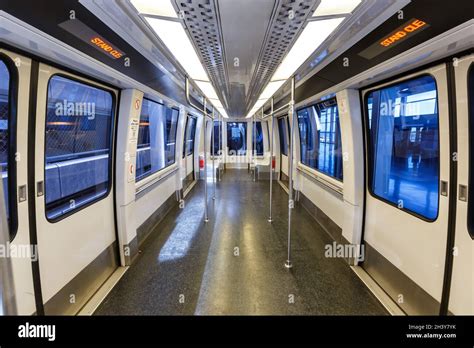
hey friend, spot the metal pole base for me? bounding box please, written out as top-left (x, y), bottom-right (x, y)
top-left (267, 218), bottom-right (273, 223)
top-left (284, 260), bottom-right (292, 269)
top-left (212, 197), bottom-right (216, 200)
top-left (204, 218), bottom-right (209, 223)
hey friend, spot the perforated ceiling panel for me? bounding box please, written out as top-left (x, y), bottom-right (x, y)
top-left (174, 0), bottom-right (229, 102)
top-left (247, 0), bottom-right (316, 108)
top-left (175, 0), bottom-right (318, 117)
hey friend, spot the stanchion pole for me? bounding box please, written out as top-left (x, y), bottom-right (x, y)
top-left (253, 114), bottom-right (257, 182)
top-left (203, 99), bottom-right (209, 223)
top-left (212, 110), bottom-right (216, 200)
top-left (285, 77), bottom-right (295, 269)
top-left (268, 98), bottom-right (274, 223)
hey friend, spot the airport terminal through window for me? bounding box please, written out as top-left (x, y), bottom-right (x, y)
top-left (183, 116), bottom-right (197, 157)
top-left (227, 122), bottom-right (247, 155)
top-left (212, 120), bottom-right (221, 156)
top-left (297, 98), bottom-right (343, 180)
top-left (136, 98), bottom-right (179, 181)
top-left (366, 75), bottom-right (439, 220)
top-left (252, 121), bottom-right (264, 156)
top-left (45, 75), bottom-right (114, 220)
top-left (278, 118), bottom-right (288, 156)
top-left (0, 59), bottom-right (12, 230)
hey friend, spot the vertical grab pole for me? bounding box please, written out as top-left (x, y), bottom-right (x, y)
top-left (253, 113), bottom-right (256, 182)
top-left (212, 110), bottom-right (216, 200)
top-left (285, 77), bottom-right (295, 269)
top-left (203, 99), bottom-right (209, 222)
top-left (268, 98), bottom-right (274, 223)
top-left (219, 113), bottom-right (222, 182)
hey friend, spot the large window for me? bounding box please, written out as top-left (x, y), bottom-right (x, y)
top-left (136, 99), bottom-right (179, 181)
top-left (227, 122), bottom-right (247, 155)
top-left (297, 98), bottom-right (343, 180)
top-left (278, 117), bottom-right (288, 156)
top-left (45, 75), bottom-right (114, 220)
top-left (0, 58), bottom-right (15, 235)
top-left (183, 115), bottom-right (197, 157)
top-left (366, 75), bottom-right (439, 220)
top-left (252, 121), bottom-right (264, 156)
top-left (212, 120), bottom-right (222, 156)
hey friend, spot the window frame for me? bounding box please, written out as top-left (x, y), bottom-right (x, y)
top-left (44, 73), bottom-right (117, 223)
top-left (363, 73), bottom-right (441, 222)
top-left (183, 114), bottom-right (197, 158)
top-left (467, 63), bottom-right (474, 238)
top-left (0, 54), bottom-right (18, 239)
top-left (296, 97), bottom-right (344, 182)
top-left (135, 97), bottom-right (180, 182)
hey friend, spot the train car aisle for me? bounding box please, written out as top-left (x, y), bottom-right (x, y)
top-left (95, 170), bottom-right (386, 315)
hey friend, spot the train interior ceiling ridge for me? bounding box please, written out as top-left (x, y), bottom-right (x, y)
top-left (0, 0), bottom-right (473, 319)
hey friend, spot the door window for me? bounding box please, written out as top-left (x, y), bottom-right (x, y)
top-left (365, 75), bottom-right (439, 220)
top-left (45, 75), bottom-right (114, 220)
top-left (0, 58), bottom-right (16, 236)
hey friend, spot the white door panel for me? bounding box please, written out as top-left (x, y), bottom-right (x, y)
top-left (362, 64), bottom-right (450, 313)
top-left (450, 54), bottom-right (474, 314)
top-left (34, 63), bottom-right (118, 312)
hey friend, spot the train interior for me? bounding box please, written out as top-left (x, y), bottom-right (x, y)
top-left (0, 0), bottom-right (473, 321)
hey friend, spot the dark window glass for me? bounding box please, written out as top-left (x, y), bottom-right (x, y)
top-left (366, 75), bottom-right (439, 220)
top-left (183, 116), bottom-right (197, 157)
top-left (278, 117), bottom-right (288, 156)
top-left (252, 121), bottom-right (264, 156)
top-left (227, 122), bottom-right (247, 155)
top-left (467, 65), bottom-right (474, 237)
top-left (297, 98), bottom-right (343, 180)
top-left (0, 59), bottom-right (11, 229)
top-left (212, 120), bottom-right (221, 156)
top-left (136, 99), bottom-right (179, 181)
top-left (45, 75), bottom-right (114, 220)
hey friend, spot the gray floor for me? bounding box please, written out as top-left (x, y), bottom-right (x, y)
top-left (95, 169), bottom-right (387, 315)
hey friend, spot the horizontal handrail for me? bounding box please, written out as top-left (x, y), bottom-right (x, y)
top-left (135, 165), bottom-right (179, 197)
top-left (296, 165), bottom-right (343, 197)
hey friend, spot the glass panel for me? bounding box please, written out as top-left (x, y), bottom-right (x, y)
top-left (45, 75), bottom-right (114, 220)
top-left (0, 60), bottom-right (10, 225)
top-left (227, 122), bottom-right (247, 155)
top-left (278, 118), bottom-right (288, 156)
top-left (297, 98), bottom-right (343, 180)
top-left (366, 75), bottom-right (439, 220)
top-left (252, 121), bottom-right (264, 156)
top-left (183, 116), bottom-right (197, 157)
top-left (212, 120), bottom-right (221, 156)
top-left (136, 98), bottom-right (179, 181)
